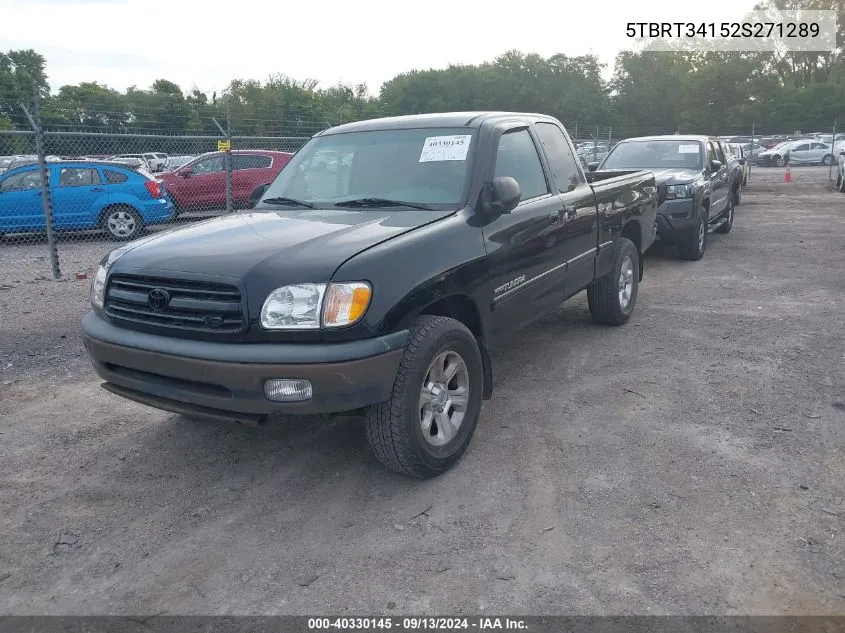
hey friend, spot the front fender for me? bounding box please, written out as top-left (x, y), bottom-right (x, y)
top-left (323, 210), bottom-right (491, 343)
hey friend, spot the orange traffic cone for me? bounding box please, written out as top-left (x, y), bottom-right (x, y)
top-left (784, 165), bottom-right (792, 182)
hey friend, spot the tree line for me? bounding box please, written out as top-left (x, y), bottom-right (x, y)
top-left (1, 0), bottom-right (844, 147)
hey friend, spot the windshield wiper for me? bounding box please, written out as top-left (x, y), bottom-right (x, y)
top-left (260, 196), bottom-right (316, 209)
top-left (333, 198), bottom-right (437, 211)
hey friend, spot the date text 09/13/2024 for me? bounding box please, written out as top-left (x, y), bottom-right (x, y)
top-left (626, 22), bottom-right (821, 38)
top-left (307, 617), bottom-right (528, 630)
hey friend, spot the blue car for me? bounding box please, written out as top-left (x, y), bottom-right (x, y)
top-left (0, 161), bottom-right (175, 241)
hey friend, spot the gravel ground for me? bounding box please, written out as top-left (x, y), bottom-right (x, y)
top-left (0, 166), bottom-right (843, 615)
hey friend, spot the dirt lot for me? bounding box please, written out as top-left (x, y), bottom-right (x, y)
top-left (0, 166), bottom-right (843, 615)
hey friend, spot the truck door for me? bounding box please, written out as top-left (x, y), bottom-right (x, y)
top-left (481, 124), bottom-right (570, 341)
top-left (707, 141), bottom-right (729, 216)
top-left (533, 121), bottom-right (599, 295)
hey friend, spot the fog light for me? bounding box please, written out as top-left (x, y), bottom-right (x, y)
top-left (264, 379), bottom-right (312, 402)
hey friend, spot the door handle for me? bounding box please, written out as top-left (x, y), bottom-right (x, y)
top-left (91, 187), bottom-right (104, 192)
top-left (564, 205), bottom-right (576, 219)
top-left (549, 209), bottom-right (563, 224)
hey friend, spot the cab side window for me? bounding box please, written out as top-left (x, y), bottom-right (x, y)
top-left (534, 122), bottom-right (583, 192)
top-left (494, 129), bottom-right (549, 202)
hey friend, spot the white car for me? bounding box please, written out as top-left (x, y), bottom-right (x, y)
top-left (143, 152), bottom-right (169, 172)
top-left (111, 154), bottom-right (153, 171)
top-left (758, 140), bottom-right (835, 166)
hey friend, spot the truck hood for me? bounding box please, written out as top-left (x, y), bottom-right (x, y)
top-left (110, 207), bottom-right (453, 290)
top-left (648, 168), bottom-right (702, 186)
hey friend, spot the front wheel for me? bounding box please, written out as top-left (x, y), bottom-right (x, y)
top-left (365, 315), bottom-right (484, 478)
top-left (587, 237), bottom-right (639, 326)
top-left (732, 182), bottom-right (742, 206)
top-left (839, 173), bottom-right (845, 193)
top-left (102, 206), bottom-right (143, 241)
top-left (822, 154), bottom-right (834, 166)
top-left (678, 208), bottom-right (708, 261)
top-left (775, 156), bottom-right (785, 167)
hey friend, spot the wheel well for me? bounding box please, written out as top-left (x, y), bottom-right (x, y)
top-left (620, 220), bottom-right (641, 254)
top-left (620, 221), bottom-right (643, 282)
top-left (418, 294), bottom-right (492, 399)
top-left (419, 295), bottom-right (482, 337)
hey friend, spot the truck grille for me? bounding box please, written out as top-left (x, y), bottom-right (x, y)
top-left (104, 274), bottom-right (244, 334)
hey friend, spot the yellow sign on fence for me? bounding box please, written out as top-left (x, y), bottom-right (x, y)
top-left (217, 140), bottom-right (231, 152)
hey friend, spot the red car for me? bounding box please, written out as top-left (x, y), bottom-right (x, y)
top-left (160, 149), bottom-right (293, 213)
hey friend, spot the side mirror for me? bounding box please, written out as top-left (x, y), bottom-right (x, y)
top-left (485, 176), bottom-right (521, 215)
top-left (710, 160), bottom-right (723, 171)
top-left (587, 162), bottom-right (599, 172)
top-left (180, 168), bottom-right (193, 178)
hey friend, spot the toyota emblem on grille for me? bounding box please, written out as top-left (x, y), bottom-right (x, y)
top-left (147, 288), bottom-right (170, 311)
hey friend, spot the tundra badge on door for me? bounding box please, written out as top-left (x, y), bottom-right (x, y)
top-left (494, 274), bottom-right (526, 295)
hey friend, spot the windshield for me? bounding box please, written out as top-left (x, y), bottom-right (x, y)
top-left (602, 139), bottom-right (703, 170)
top-left (259, 127), bottom-right (476, 209)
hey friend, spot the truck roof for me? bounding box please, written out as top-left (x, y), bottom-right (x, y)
top-left (618, 135), bottom-right (714, 144)
top-left (318, 111), bottom-right (562, 136)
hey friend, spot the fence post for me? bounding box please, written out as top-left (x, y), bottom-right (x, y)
top-left (21, 82), bottom-right (60, 280)
top-left (830, 119), bottom-right (836, 181)
top-left (212, 100), bottom-right (233, 214)
top-left (225, 99), bottom-right (232, 213)
top-left (749, 122), bottom-right (755, 184)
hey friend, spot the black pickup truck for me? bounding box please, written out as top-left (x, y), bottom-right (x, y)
top-left (82, 112), bottom-right (657, 478)
top-left (590, 135), bottom-right (736, 261)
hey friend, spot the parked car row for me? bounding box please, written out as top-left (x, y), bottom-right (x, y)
top-left (0, 149), bottom-right (294, 241)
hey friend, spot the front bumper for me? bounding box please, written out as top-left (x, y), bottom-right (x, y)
top-left (655, 198), bottom-right (697, 244)
top-left (82, 311), bottom-right (408, 420)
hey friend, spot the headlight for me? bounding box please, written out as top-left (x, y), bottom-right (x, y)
top-left (89, 247), bottom-right (128, 309)
top-left (90, 263), bottom-right (109, 309)
top-left (665, 184), bottom-right (691, 199)
top-left (259, 281), bottom-right (372, 330)
top-left (260, 284), bottom-right (325, 329)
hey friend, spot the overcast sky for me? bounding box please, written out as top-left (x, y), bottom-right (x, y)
top-left (3, 0), bottom-right (761, 96)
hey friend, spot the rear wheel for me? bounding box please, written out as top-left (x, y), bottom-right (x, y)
top-left (102, 205), bottom-right (143, 241)
top-left (839, 173), bottom-right (845, 193)
top-left (716, 197), bottom-right (734, 234)
top-left (587, 237), bottom-right (639, 326)
top-left (365, 315), bottom-right (484, 478)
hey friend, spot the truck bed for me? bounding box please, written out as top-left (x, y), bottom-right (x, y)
top-left (587, 168), bottom-right (658, 256)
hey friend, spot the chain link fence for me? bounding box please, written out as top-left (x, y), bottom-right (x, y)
top-left (1, 84), bottom-right (838, 284)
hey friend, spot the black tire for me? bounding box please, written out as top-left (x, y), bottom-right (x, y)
top-left (732, 182), bottom-right (742, 206)
top-left (364, 315), bottom-right (484, 478)
top-left (587, 237), bottom-right (639, 326)
top-left (822, 154), bottom-right (833, 166)
top-left (775, 155), bottom-right (785, 167)
top-left (101, 205), bottom-right (143, 241)
top-left (716, 196), bottom-right (734, 234)
top-left (839, 174), bottom-right (845, 193)
top-left (678, 207), bottom-right (708, 261)
top-left (743, 173), bottom-right (748, 187)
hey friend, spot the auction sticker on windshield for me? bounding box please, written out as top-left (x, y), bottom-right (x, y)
top-left (419, 135), bottom-right (472, 162)
top-left (678, 144), bottom-right (700, 153)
